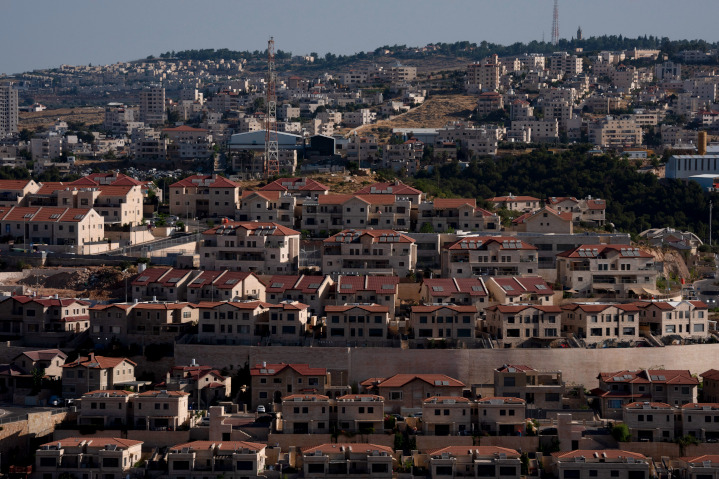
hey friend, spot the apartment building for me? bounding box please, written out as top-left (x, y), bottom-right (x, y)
top-left (12, 349), bottom-right (67, 380)
top-left (441, 236), bottom-right (539, 278)
top-left (354, 180), bottom-right (423, 206)
top-left (636, 300), bottom-right (709, 339)
top-left (556, 245), bottom-right (659, 297)
top-left (551, 450), bottom-right (650, 479)
top-left (422, 396), bottom-right (473, 435)
top-left (428, 446), bottom-right (521, 479)
top-left (592, 369), bottom-right (698, 419)
top-left (623, 401), bottom-right (675, 442)
top-left (133, 390), bottom-right (191, 430)
top-left (485, 276), bottom-right (555, 305)
top-left (250, 363), bottom-right (329, 408)
top-left (33, 437), bottom-right (143, 479)
top-left (485, 304), bottom-right (562, 347)
top-left (263, 274), bottom-right (332, 317)
top-left (103, 102), bottom-right (140, 135)
top-left (139, 86), bottom-right (166, 125)
top-left (336, 394), bottom-right (385, 433)
top-left (302, 443), bottom-right (394, 479)
top-left (487, 194), bottom-right (541, 213)
top-left (365, 374), bottom-right (465, 413)
top-left (494, 364), bottom-right (565, 410)
top-left (410, 305), bottom-right (479, 340)
top-left (237, 190), bottom-right (296, 229)
top-left (259, 177), bottom-right (329, 202)
top-left (322, 229), bottom-right (416, 277)
top-left (420, 277), bottom-right (489, 310)
top-left (162, 125), bottom-right (213, 159)
top-left (549, 52), bottom-right (583, 78)
top-left (266, 301), bottom-right (310, 342)
top-left (0, 295), bottom-right (90, 338)
top-left (382, 139), bottom-right (423, 175)
top-left (561, 303), bottom-right (642, 344)
top-left (467, 58), bottom-right (501, 92)
top-left (130, 127), bottom-right (168, 160)
top-left (477, 92), bottom-right (504, 116)
top-left (165, 364), bottom-right (231, 407)
top-left (546, 196), bottom-right (607, 226)
top-left (331, 275), bottom-right (399, 317)
top-left (416, 198), bottom-right (499, 233)
top-left (0, 82), bottom-right (19, 138)
top-left (701, 369), bottom-right (719, 403)
top-left (477, 397), bottom-right (526, 435)
top-left (681, 403), bottom-right (719, 441)
top-left (324, 304), bottom-right (390, 343)
top-left (129, 267), bottom-right (198, 302)
top-left (77, 390), bottom-right (135, 427)
top-left (169, 174), bottom-right (241, 219)
top-left (673, 456), bottom-right (719, 479)
top-left (0, 179), bottom-right (40, 207)
top-left (200, 221), bottom-right (300, 274)
top-left (166, 440), bottom-right (266, 479)
top-left (197, 301), bottom-right (269, 345)
top-left (512, 206), bottom-right (573, 234)
top-left (302, 194), bottom-right (412, 235)
top-left (280, 394), bottom-right (331, 433)
top-left (61, 354), bottom-right (136, 398)
top-left (588, 116), bottom-right (643, 148)
top-left (510, 119), bottom-right (560, 142)
top-left (186, 270), bottom-right (266, 303)
top-left (436, 123), bottom-right (500, 156)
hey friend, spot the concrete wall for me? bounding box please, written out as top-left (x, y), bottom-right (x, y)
top-left (0, 411), bottom-right (69, 459)
top-left (416, 436), bottom-right (473, 451)
top-left (267, 432), bottom-right (394, 452)
top-left (174, 343), bottom-right (719, 390)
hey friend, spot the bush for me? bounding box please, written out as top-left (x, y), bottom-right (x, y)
top-left (611, 423), bottom-right (630, 442)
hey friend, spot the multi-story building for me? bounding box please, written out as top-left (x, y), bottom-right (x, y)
top-left (422, 396), bottom-right (473, 435)
top-left (546, 196), bottom-right (607, 226)
top-left (33, 437), bottom-right (143, 479)
top-left (166, 440), bottom-right (266, 479)
top-left (636, 300), bottom-right (709, 339)
top-left (0, 179), bottom-right (40, 207)
top-left (550, 450), bottom-right (651, 479)
top-left (259, 177), bottom-right (329, 202)
top-left (623, 401), bottom-right (675, 442)
top-left (484, 304), bottom-right (562, 347)
top-left (674, 455), bottom-right (719, 479)
top-left (436, 123), bottom-right (500, 156)
top-left (410, 305), bottom-right (479, 341)
top-left (561, 303), bottom-right (642, 344)
top-left (133, 390), bottom-right (191, 430)
top-left (139, 86), bottom-right (166, 125)
top-left (382, 139), bottom-right (423, 175)
top-left (512, 206), bottom-right (574, 234)
top-left (129, 267), bottom-right (196, 302)
top-left (186, 270), bottom-right (266, 303)
top-left (416, 198), bottom-right (500, 233)
top-left (354, 180), bottom-right (423, 206)
top-left (11, 349), bottom-right (67, 380)
top-left (0, 295), bottom-right (90, 338)
top-left (61, 354), bottom-right (136, 398)
top-left (196, 301), bottom-right (269, 345)
top-left (302, 194), bottom-right (412, 236)
top-left (165, 364), bottom-right (231, 407)
top-left (592, 369), bottom-right (698, 419)
top-left (441, 236), bottom-right (539, 278)
top-left (169, 174), bottom-right (241, 219)
top-left (336, 394), bottom-right (385, 433)
top-left (266, 301), bottom-right (310, 343)
top-left (200, 221), bottom-right (300, 274)
top-left (263, 274), bottom-right (332, 317)
top-left (250, 362), bottom-right (329, 408)
top-left (477, 92), bottom-right (504, 116)
top-left (162, 125), bottom-right (213, 159)
top-left (487, 194), bottom-right (541, 213)
top-left (236, 190), bottom-right (296, 229)
top-left (485, 276), bottom-right (555, 305)
top-left (331, 275), bottom-right (399, 317)
top-left (701, 369), bottom-right (719, 403)
top-left (302, 443), bottom-right (394, 479)
top-left (324, 304), bottom-right (390, 343)
top-left (130, 126), bottom-right (168, 160)
top-left (494, 364), bottom-right (565, 410)
top-left (588, 116), bottom-right (643, 148)
top-left (467, 58), bottom-right (501, 92)
top-left (420, 277), bottom-right (489, 310)
top-left (510, 118), bottom-right (560, 142)
top-left (103, 102), bottom-right (141, 135)
top-left (549, 52), bottom-right (583, 78)
top-left (428, 446), bottom-right (522, 479)
top-left (681, 403), bottom-right (719, 441)
top-left (280, 394), bottom-right (331, 433)
top-left (77, 390), bottom-right (135, 428)
top-left (477, 397), bottom-right (526, 435)
top-left (364, 374), bottom-right (465, 413)
top-left (322, 229), bottom-right (416, 277)
top-left (0, 82), bottom-right (19, 139)
top-left (556, 245), bottom-right (658, 297)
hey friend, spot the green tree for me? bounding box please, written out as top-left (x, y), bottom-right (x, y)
top-left (611, 423), bottom-right (630, 442)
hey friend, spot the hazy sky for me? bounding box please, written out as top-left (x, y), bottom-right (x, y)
top-left (2, 0), bottom-right (718, 75)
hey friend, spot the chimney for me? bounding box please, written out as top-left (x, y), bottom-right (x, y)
top-left (698, 131), bottom-right (707, 155)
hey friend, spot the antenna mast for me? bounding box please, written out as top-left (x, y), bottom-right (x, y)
top-left (265, 36), bottom-right (279, 180)
top-left (551, 0), bottom-right (560, 46)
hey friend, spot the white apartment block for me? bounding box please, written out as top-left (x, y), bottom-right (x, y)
top-left (322, 229), bottom-right (417, 277)
top-left (441, 236), bottom-right (539, 278)
top-left (588, 116), bottom-right (643, 148)
top-left (0, 83), bottom-right (19, 138)
top-left (549, 52), bottom-right (583, 78)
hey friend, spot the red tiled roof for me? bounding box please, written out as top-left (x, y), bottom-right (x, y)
top-left (325, 304), bottom-right (389, 313)
top-left (355, 181), bottom-right (422, 196)
top-left (0, 179), bottom-right (35, 190)
top-left (598, 370), bottom-right (698, 386)
top-left (490, 277), bottom-right (553, 296)
top-left (324, 229), bottom-right (415, 244)
top-left (446, 236), bottom-right (536, 251)
top-left (547, 197), bottom-right (578, 205)
top-left (213, 271), bottom-right (253, 289)
top-left (477, 396), bottom-right (526, 404)
top-left (432, 198), bottom-right (477, 209)
top-left (34, 182), bottom-right (67, 195)
top-left (682, 403), bottom-right (719, 410)
top-left (131, 267), bottom-right (172, 286)
top-left (495, 365), bottom-right (535, 373)
top-left (260, 177), bottom-right (329, 192)
top-left (203, 221), bottom-right (299, 236)
top-left (40, 437), bottom-right (142, 449)
top-left (412, 304), bottom-right (477, 313)
top-left (303, 443), bottom-right (394, 455)
top-left (157, 269), bottom-right (194, 287)
top-left (336, 275), bottom-right (398, 294)
top-left (162, 125), bottom-right (209, 132)
top-left (169, 440), bottom-right (265, 453)
top-left (250, 363), bottom-right (326, 377)
top-left (488, 195), bottom-right (540, 203)
top-left (681, 455), bottom-right (719, 466)
top-left (170, 174), bottom-right (240, 188)
top-left (625, 401), bottom-right (672, 409)
top-left (557, 245), bottom-right (653, 258)
top-left (187, 270), bottom-right (226, 288)
top-left (376, 374), bottom-right (465, 388)
top-left (486, 304), bottom-right (562, 314)
top-left (63, 354), bottom-right (136, 369)
top-left (283, 394), bottom-right (329, 401)
top-left (428, 446), bottom-right (520, 457)
top-left (423, 277), bottom-right (487, 297)
top-left (553, 450), bottom-right (647, 461)
top-left (701, 369), bottom-right (719, 381)
top-left (0, 206), bottom-right (95, 223)
top-left (97, 185), bottom-right (135, 196)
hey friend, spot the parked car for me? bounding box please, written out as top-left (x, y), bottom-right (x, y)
top-left (257, 405), bottom-right (266, 414)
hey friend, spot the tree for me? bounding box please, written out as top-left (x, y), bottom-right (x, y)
top-left (611, 423), bottom-right (630, 442)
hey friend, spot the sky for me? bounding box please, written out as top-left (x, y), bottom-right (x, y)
top-left (2, 0), bottom-right (719, 75)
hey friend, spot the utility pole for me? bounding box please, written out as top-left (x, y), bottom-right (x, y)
top-left (265, 37), bottom-right (279, 180)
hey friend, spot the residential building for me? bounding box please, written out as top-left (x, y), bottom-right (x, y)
top-left (561, 303), bottom-right (642, 344)
top-left (416, 198), bottom-right (499, 233)
top-left (551, 450), bottom-right (651, 479)
top-left (549, 52), bottom-right (583, 78)
top-left (200, 221), bottom-right (300, 274)
top-left (623, 401), bottom-right (675, 442)
top-left (139, 86), bottom-right (166, 125)
top-left (477, 397), bottom-right (526, 435)
top-left (701, 369), bottom-right (719, 403)
top-left (556, 245), bottom-right (659, 297)
top-left (133, 390), bottom-right (190, 430)
top-left (477, 92), bottom-right (504, 116)
top-left (263, 274), bottom-right (332, 317)
top-left (103, 102), bottom-right (140, 135)
top-left (77, 390), bottom-right (135, 428)
top-left (428, 446), bottom-right (521, 479)
top-left (162, 125), bottom-right (213, 159)
top-left (259, 177), bottom-right (329, 202)
top-left (166, 440), bottom-right (266, 479)
top-left (130, 126), bottom-right (168, 160)
top-left (301, 194), bottom-right (412, 236)
top-left (33, 437), bottom-right (143, 479)
top-left (169, 174), bottom-right (241, 219)
top-left (365, 374), bottom-right (465, 413)
top-left (485, 276), bottom-right (555, 305)
top-left (237, 190), bottom-right (296, 229)
top-left (494, 364), bottom-right (565, 410)
top-left (0, 295), bottom-right (90, 338)
top-left (546, 196), bottom-right (607, 226)
top-left (343, 109), bottom-right (376, 127)
top-left (467, 58), bottom-right (501, 92)
top-left (485, 304), bottom-right (562, 347)
top-left (196, 301), bottom-right (269, 345)
top-left (592, 369), bottom-right (699, 419)
top-left (0, 82), bottom-right (19, 138)
top-left (510, 119), bottom-right (560, 142)
top-left (185, 270), bottom-right (266, 303)
top-left (0, 179), bottom-right (40, 207)
top-left (421, 277), bottom-right (489, 310)
top-left (354, 181), bottom-right (423, 206)
top-left (487, 194), bottom-right (541, 213)
top-left (129, 267), bottom-right (198, 302)
top-left (11, 349), bottom-right (67, 380)
top-left (436, 123), bottom-right (500, 155)
top-left (410, 305), bottom-right (479, 341)
top-left (324, 304), bottom-right (390, 343)
top-left (588, 116), bottom-right (643, 148)
top-left (250, 363), bottom-right (329, 408)
top-left (441, 236), bottom-right (539, 278)
top-left (266, 301), bottom-right (311, 342)
top-left (336, 394), bottom-right (384, 433)
top-left (280, 394), bottom-right (331, 434)
top-left (512, 206), bottom-right (573, 234)
top-left (636, 300), bottom-right (709, 339)
top-left (322, 229), bottom-right (417, 277)
top-left (382, 139), bottom-right (423, 175)
top-left (681, 403), bottom-right (719, 441)
top-left (302, 443), bottom-right (394, 479)
top-left (165, 364), bottom-right (231, 407)
top-left (422, 396), bottom-right (473, 435)
top-left (673, 455), bottom-right (719, 479)
top-left (61, 354), bottom-right (136, 398)
top-left (331, 275), bottom-right (399, 317)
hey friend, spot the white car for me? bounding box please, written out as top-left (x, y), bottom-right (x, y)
top-left (257, 405), bottom-right (266, 414)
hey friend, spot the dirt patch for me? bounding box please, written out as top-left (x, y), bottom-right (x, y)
top-left (19, 107), bottom-right (104, 131)
top-left (8, 266), bottom-right (135, 301)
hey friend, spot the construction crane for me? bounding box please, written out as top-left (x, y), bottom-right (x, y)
top-left (264, 36), bottom-right (279, 180)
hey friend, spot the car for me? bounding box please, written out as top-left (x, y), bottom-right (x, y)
top-left (257, 405), bottom-right (266, 414)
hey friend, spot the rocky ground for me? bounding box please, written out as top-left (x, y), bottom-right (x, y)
top-left (6, 266), bottom-right (136, 301)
